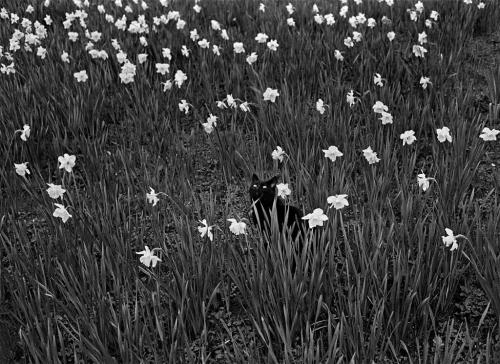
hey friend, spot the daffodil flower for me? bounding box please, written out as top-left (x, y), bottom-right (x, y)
top-left (412, 45), bottom-right (427, 58)
top-left (327, 195), bottom-right (349, 210)
top-left (276, 183), bottom-right (291, 199)
top-left (316, 99), bottom-right (327, 114)
top-left (323, 146), bottom-right (343, 162)
top-left (417, 173), bottom-right (435, 191)
top-left (198, 219), bottom-right (214, 241)
top-left (46, 183), bottom-right (66, 199)
top-left (174, 70), bottom-right (187, 88)
top-left (362, 147), bottom-right (380, 164)
top-left (302, 208), bottom-right (328, 229)
top-left (420, 76), bottom-right (431, 89)
top-left (58, 154), bottom-right (76, 173)
top-left (178, 99), bottom-right (191, 114)
top-left (146, 188), bottom-right (160, 206)
top-left (271, 146), bottom-right (285, 163)
top-left (379, 111), bottom-right (393, 125)
top-left (74, 70), bottom-right (88, 82)
top-left (400, 130), bottom-right (416, 145)
top-left (373, 101), bottom-right (389, 114)
top-left (202, 114), bottom-right (217, 134)
top-left (374, 73), bottom-right (384, 87)
top-left (227, 219), bottom-right (247, 235)
top-left (346, 90), bottom-right (356, 106)
top-left (436, 127), bottom-right (452, 143)
top-left (136, 246), bottom-right (162, 268)
top-left (479, 127), bottom-right (500, 141)
top-left (15, 124), bottom-right (30, 141)
top-left (246, 52), bottom-right (258, 65)
top-left (53, 203), bottom-right (72, 223)
top-left (263, 88), bottom-right (279, 102)
top-left (266, 39), bottom-right (279, 51)
top-left (233, 42), bottom-right (245, 54)
top-left (442, 228), bottom-right (460, 251)
top-left (14, 162), bottom-right (30, 177)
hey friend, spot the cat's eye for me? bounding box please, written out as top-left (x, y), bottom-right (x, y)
top-left (252, 184), bottom-right (257, 188)
top-left (263, 186), bottom-right (267, 189)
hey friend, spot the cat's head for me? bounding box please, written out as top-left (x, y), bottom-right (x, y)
top-left (249, 174), bottom-right (278, 205)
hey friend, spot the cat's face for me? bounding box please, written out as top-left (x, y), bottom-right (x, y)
top-left (249, 174), bottom-right (278, 205)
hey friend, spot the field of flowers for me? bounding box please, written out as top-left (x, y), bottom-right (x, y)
top-left (1, 0), bottom-right (500, 362)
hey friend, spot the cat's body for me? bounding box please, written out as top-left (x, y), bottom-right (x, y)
top-left (249, 174), bottom-right (305, 241)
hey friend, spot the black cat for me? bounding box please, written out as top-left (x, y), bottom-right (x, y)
top-left (249, 174), bottom-right (305, 242)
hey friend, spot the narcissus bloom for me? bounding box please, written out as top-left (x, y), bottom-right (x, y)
top-left (181, 45), bottom-right (190, 57)
top-left (198, 219), bottom-right (214, 241)
top-left (314, 14), bottom-right (324, 25)
top-left (58, 154), bottom-right (76, 173)
top-left (420, 76), bottom-right (431, 89)
top-left (315, 99), bottom-right (327, 114)
top-left (146, 188), bottom-right (160, 206)
top-left (46, 183), bottom-right (66, 199)
top-left (74, 70), bottom-right (88, 82)
top-left (211, 20), bottom-right (221, 31)
top-left (266, 39), bottom-right (279, 51)
top-left (442, 228), bottom-right (458, 251)
top-left (276, 183), bottom-right (291, 199)
top-left (363, 147), bottom-right (380, 164)
top-left (400, 130), bottom-right (416, 145)
top-left (220, 29), bottom-right (229, 40)
top-left (374, 73), bottom-right (384, 87)
top-left (155, 63), bottom-right (170, 75)
top-left (344, 37), bottom-right (354, 48)
top-left (346, 90), bottom-right (355, 106)
top-left (436, 127), bottom-right (452, 143)
top-left (327, 194), bottom-right (349, 210)
top-left (323, 146), bottom-right (343, 162)
top-left (246, 52), bottom-right (258, 65)
top-left (272, 146), bottom-right (285, 162)
top-left (287, 18), bottom-right (295, 27)
top-left (136, 246), bottom-right (161, 268)
top-left (174, 70), bottom-right (187, 88)
top-left (373, 101), bottom-right (388, 114)
top-left (16, 124), bottom-right (30, 141)
top-left (233, 42), bottom-right (245, 54)
top-left (412, 45), bottom-right (427, 58)
top-left (198, 39), bottom-right (210, 49)
top-left (417, 173), bottom-right (435, 191)
top-left (202, 114), bottom-right (217, 134)
top-left (190, 29), bottom-right (199, 41)
top-left (334, 50), bottom-right (344, 61)
top-left (240, 102), bottom-right (250, 112)
top-left (212, 44), bottom-right (221, 56)
top-left (14, 162), bottom-right (30, 177)
top-left (255, 33), bottom-right (269, 43)
top-left (263, 88), bottom-right (279, 102)
top-left (325, 14), bottom-right (335, 25)
top-left (479, 127), bottom-right (500, 141)
top-left (178, 99), bottom-right (190, 114)
top-left (53, 203), bottom-right (72, 223)
top-left (227, 218), bottom-right (247, 235)
top-left (387, 31), bottom-right (396, 41)
top-left (302, 208), bottom-right (328, 228)
top-left (379, 111), bottom-right (393, 125)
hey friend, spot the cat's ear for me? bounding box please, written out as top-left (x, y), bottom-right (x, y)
top-left (251, 174), bottom-right (260, 184)
top-left (268, 175), bottom-right (279, 188)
